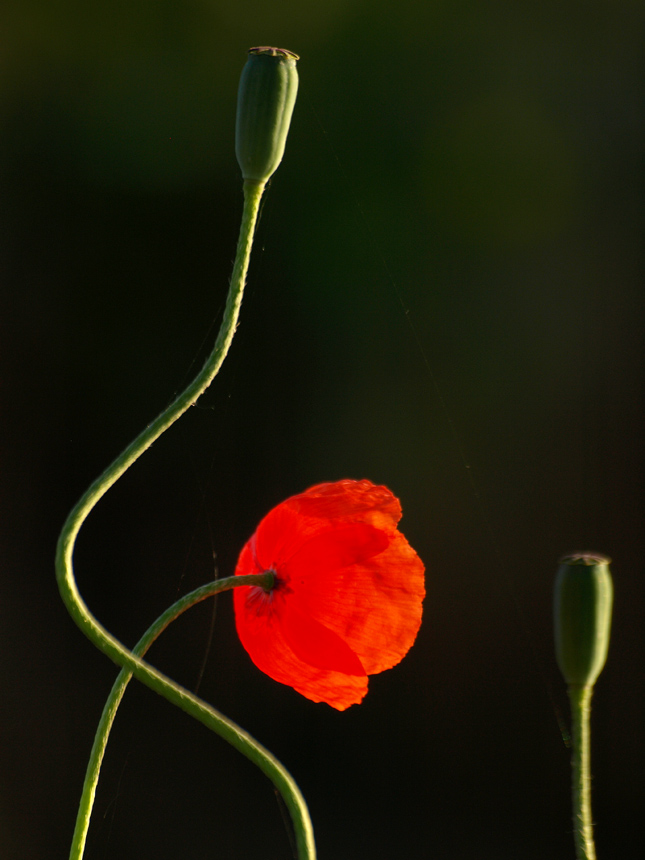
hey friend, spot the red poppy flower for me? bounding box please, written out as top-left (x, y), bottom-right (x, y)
top-left (233, 479), bottom-right (425, 710)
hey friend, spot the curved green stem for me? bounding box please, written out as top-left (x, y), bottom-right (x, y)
top-left (56, 178), bottom-right (315, 860)
top-left (70, 571), bottom-right (312, 860)
top-left (568, 684), bottom-right (596, 860)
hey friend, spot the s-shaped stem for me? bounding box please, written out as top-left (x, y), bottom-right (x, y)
top-left (56, 179), bottom-right (315, 860)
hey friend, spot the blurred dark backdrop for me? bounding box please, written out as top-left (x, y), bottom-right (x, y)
top-left (1, 1), bottom-right (643, 858)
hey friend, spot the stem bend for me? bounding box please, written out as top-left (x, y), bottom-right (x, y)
top-left (56, 180), bottom-right (315, 860)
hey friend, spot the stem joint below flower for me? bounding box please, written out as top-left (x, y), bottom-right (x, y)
top-left (261, 570), bottom-right (276, 592)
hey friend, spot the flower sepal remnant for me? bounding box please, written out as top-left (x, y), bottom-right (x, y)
top-left (235, 47), bottom-right (299, 185)
top-left (234, 479), bottom-right (425, 710)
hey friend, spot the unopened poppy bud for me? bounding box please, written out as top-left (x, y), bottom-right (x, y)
top-left (554, 553), bottom-right (613, 687)
top-left (235, 47), bottom-right (299, 184)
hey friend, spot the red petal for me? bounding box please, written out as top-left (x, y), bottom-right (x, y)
top-left (281, 523), bottom-right (389, 582)
top-left (251, 480), bottom-right (401, 570)
top-left (233, 479), bottom-right (425, 709)
top-left (288, 530), bottom-right (425, 675)
top-left (233, 581), bottom-right (368, 710)
top-left (234, 540), bottom-right (260, 577)
top-left (281, 603), bottom-right (365, 675)
top-left (292, 480), bottom-right (402, 530)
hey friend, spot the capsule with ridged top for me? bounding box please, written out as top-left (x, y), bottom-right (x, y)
top-left (554, 553), bottom-right (613, 687)
top-left (235, 47), bottom-right (299, 185)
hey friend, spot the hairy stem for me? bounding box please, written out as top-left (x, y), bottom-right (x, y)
top-left (568, 684), bottom-right (596, 860)
top-left (56, 179), bottom-right (316, 860)
top-left (69, 571), bottom-right (310, 860)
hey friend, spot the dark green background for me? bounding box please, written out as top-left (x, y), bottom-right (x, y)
top-left (1, 1), bottom-right (643, 857)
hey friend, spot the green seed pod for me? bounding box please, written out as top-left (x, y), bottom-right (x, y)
top-left (235, 47), bottom-right (299, 184)
top-left (554, 553), bottom-right (613, 687)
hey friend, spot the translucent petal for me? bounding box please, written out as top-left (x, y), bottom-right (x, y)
top-left (252, 480), bottom-right (401, 570)
top-left (291, 480), bottom-right (402, 529)
top-left (233, 583), bottom-right (368, 709)
top-left (233, 479), bottom-right (425, 708)
top-left (281, 523), bottom-right (389, 582)
top-left (281, 603), bottom-right (365, 675)
top-left (287, 530), bottom-right (425, 675)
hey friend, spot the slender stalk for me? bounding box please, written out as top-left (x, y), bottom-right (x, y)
top-left (70, 571), bottom-right (310, 860)
top-left (568, 684), bottom-right (596, 860)
top-left (56, 178), bottom-right (316, 860)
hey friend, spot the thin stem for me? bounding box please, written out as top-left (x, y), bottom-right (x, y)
top-left (568, 684), bottom-right (596, 860)
top-left (70, 572), bottom-right (314, 860)
top-left (70, 571), bottom-right (312, 860)
top-left (56, 178), bottom-right (315, 860)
